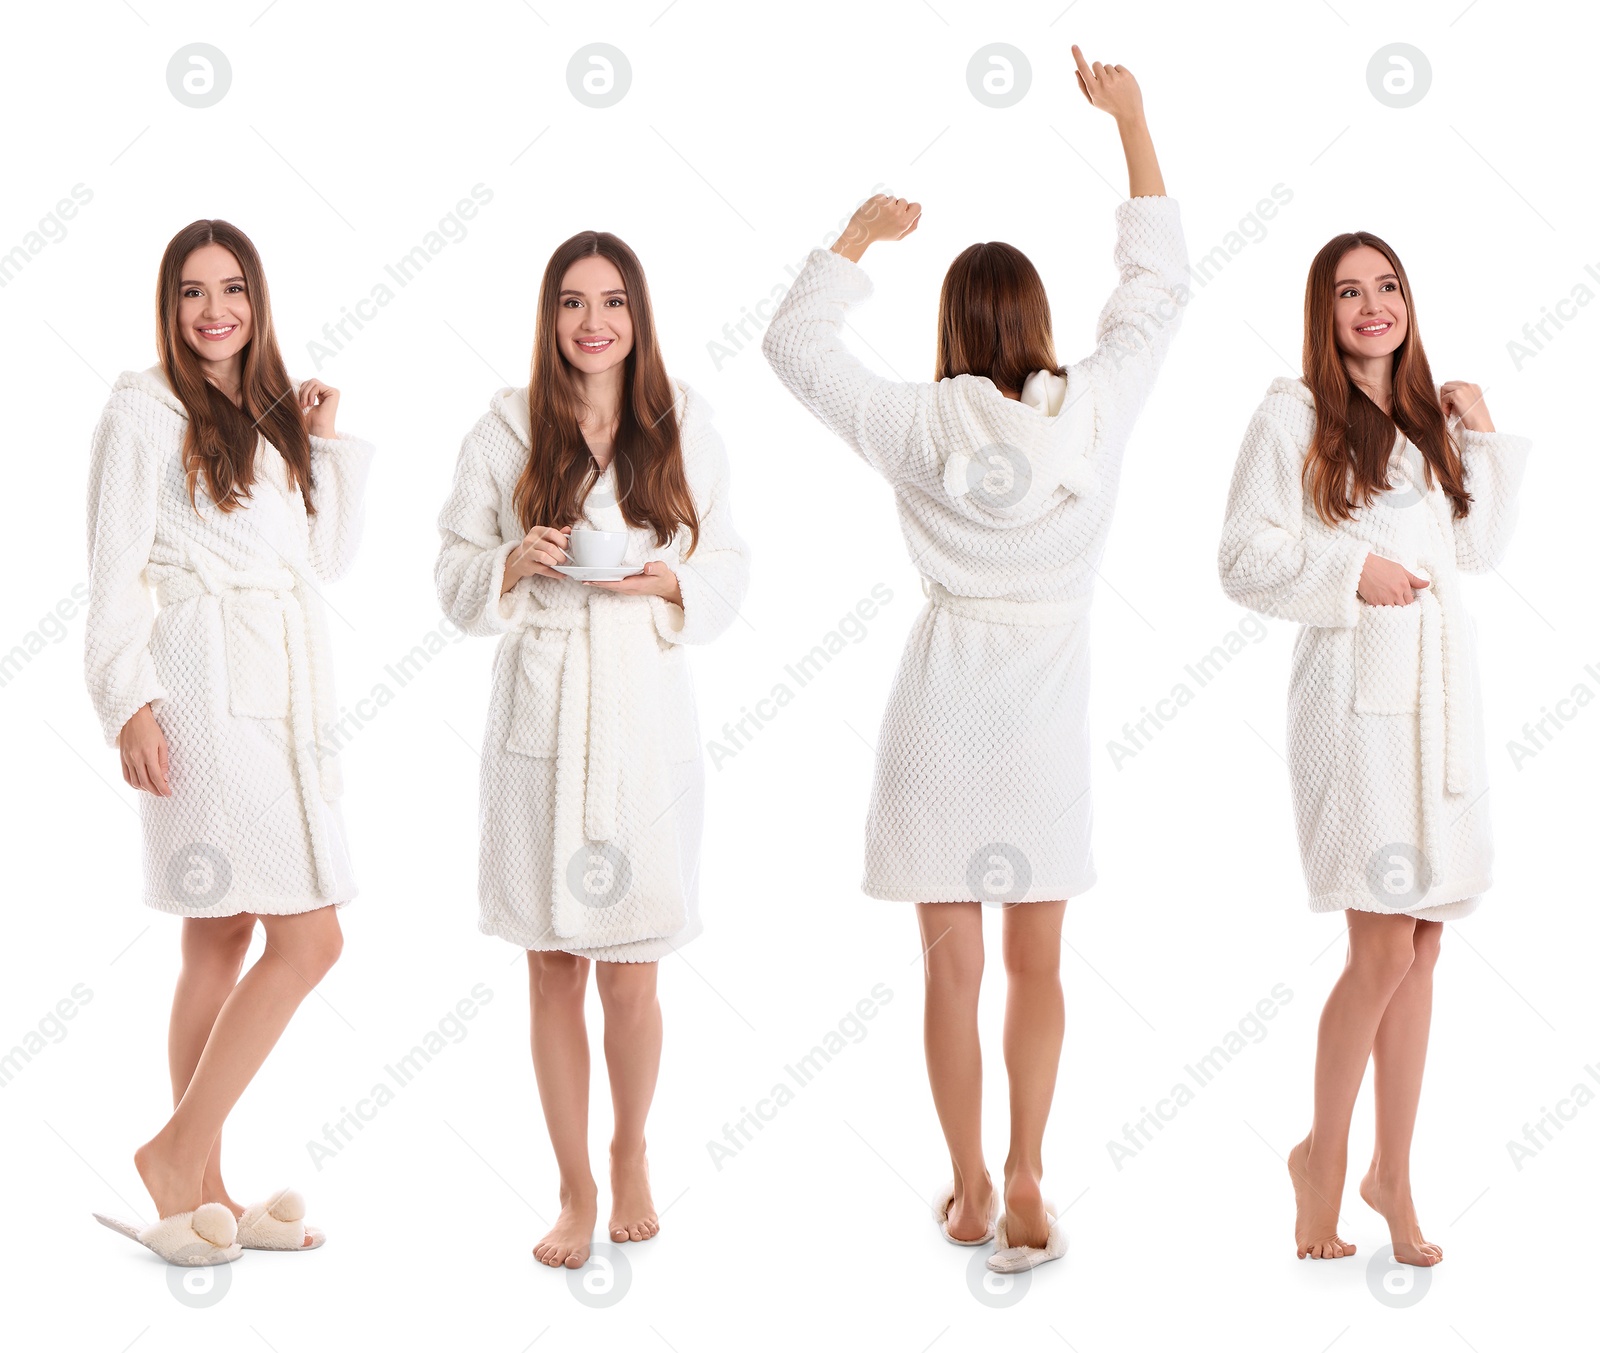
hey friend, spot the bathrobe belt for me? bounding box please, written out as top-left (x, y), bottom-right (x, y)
top-left (1414, 561), bottom-right (1471, 880)
top-left (922, 577), bottom-right (1093, 627)
top-left (151, 554), bottom-right (342, 899)
top-left (517, 592), bottom-right (684, 943)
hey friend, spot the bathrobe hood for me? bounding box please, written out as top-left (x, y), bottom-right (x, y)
top-left (113, 364), bottom-right (189, 417)
top-left (935, 364), bottom-right (1099, 525)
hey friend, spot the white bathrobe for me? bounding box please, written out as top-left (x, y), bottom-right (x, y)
top-left (435, 379), bottom-right (750, 961)
top-left (83, 365), bottom-right (375, 917)
top-left (1218, 376), bottom-right (1532, 920)
top-left (761, 197), bottom-right (1189, 902)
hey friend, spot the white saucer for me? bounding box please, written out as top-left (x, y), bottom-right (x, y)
top-left (551, 563), bottom-right (646, 581)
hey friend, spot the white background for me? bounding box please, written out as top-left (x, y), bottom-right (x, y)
top-left (2, 1), bottom-right (1594, 1348)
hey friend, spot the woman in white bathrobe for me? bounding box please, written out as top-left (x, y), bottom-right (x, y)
top-left (436, 231), bottom-right (749, 1269)
top-left (762, 49), bottom-right (1186, 1271)
top-left (1218, 232), bottom-right (1530, 1267)
top-left (84, 220), bottom-right (374, 1263)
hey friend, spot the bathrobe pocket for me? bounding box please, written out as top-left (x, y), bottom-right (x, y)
top-left (1353, 601), bottom-right (1422, 715)
top-left (657, 641), bottom-right (700, 763)
top-left (506, 630), bottom-right (565, 758)
top-left (221, 593), bottom-right (290, 719)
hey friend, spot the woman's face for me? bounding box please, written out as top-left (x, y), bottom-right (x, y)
top-left (176, 243), bottom-right (252, 366)
top-left (555, 253), bottom-right (634, 375)
top-left (1331, 244), bottom-right (1407, 361)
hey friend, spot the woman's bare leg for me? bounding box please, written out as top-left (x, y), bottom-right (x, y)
top-left (169, 914), bottom-right (256, 1214)
top-left (527, 949), bottom-right (597, 1268)
top-left (915, 902), bottom-right (993, 1241)
top-left (134, 905), bottom-right (344, 1224)
top-left (1360, 919), bottom-right (1444, 1266)
top-left (1290, 909), bottom-right (1418, 1258)
top-left (595, 961), bottom-right (662, 1243)
top-left (999, 898), bottom-right (1066, 1250)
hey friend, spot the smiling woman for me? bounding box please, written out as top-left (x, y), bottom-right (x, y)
top-left (82, 218), bottom-right (376, 1266)
top-left (435, 227), bottom-right (750, 1271)
top-left (1218, 228), bottom-right (1533, 1269)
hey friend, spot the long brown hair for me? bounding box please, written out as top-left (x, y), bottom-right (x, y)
top-left (513, 231), bottom-right (699, 555)
top-left (935, 242), bottom-right (1065, 393)
top-left (1301, 231), bottom-right (1470, 524)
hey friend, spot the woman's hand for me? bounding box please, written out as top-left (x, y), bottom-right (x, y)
top-left (1071, 44), bottom-right (1165, 198)
top-left (502, 525), bottom-right (571, 594)
top-left (297, 379), bottom-right (341, 439)
top-left (1440, 381), bottom-right (1494, 433)
top-left (118, 704), bottom-right (171, 796)
top-left (1358, 554), bottom-right (1431, 607)
top-left (830, 194), bottom-right (921, 265)
top-left (583, 560), bottom-right (683, 607)
top-left (1071, 44), bottom-right (1146, 123)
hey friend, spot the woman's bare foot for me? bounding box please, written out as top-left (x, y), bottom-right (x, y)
top-left (1288, 1135), bottom-right (1356, 1259)
top-left (133, 1131), bottom-right (205, 1219)
top-left (609, 1147), bottom-right (659, 1243)
top-left (1000, 1168), bottom-right (1050, 1251)
top-left (944, 1172), bottom-right (995, 1242)
top-left (1359, 1165), bottom-right (1442, 1266)
top-left (533, 1185), bottom-right (598, 1269)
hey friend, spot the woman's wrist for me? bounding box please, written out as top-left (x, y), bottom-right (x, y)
top-left (830, 235), bottom-right (868, 265)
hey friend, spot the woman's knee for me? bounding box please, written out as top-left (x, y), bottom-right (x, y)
top-left (181, 913), bottom-right (257, 975)
top-left (529, 950), bottom-right (590, 1004)
top-left (1001, 901), bottom-right (1065, 981)
top-left (1347, 919), bottom-right (1419, 988)
top-left (263, 908), bottom-right (343, 984)
top-left (919, 907), bottom-right (984, 994)
top-left (921, 923), bottom-right (982, 987)
top-left (596, 963), bottom-right (658, 1020)
top-left (1410, 921), bottom-right (1444, 972)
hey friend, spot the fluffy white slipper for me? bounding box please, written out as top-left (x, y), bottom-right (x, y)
top-left (932, 1180), bottom-right (999, 1246)
top-left (987, 1200), bottom-right (1068, 1272)
top-left (93, 1202), bottom-right (242, 1266)
top-left (237, 1186), bottom-right (325, 1252)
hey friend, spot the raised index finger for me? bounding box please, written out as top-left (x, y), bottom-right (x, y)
top-left (1071, 44), bottom-right (1094, 84)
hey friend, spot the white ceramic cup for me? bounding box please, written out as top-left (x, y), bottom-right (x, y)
top-left (567, 529), bottom-right (627, 567)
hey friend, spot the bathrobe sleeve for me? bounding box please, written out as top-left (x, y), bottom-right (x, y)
top-left (83, 406), bottom-right (167, 745)
top-left (648, 387), bottom-right (752, 646)
top-left (305, 432), bottom-right (376, 582)
top-left (761, 246), bottom-right (940, 487)
top-left (435, 414), bottom-right (538, 637)
top-left (1218, 399), bottom-right (1371, 629)
top-left (1074, 196), bottom-right (1190, 437)
top-left (1451, 427), bottom-right (1532, 574)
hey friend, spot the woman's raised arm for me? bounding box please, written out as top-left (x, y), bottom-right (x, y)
top-left (1072, 44), bottom-right (1165, 198)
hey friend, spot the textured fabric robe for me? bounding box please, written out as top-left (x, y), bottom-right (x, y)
top-left (435, 379), bottom-right (750, 960)
top-left (1218, 376), bottom-right (1532, 919)
top-left (83, 365), bottom-right (374, 916)
top-left (762, 197), bottom-right (1189, 902)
